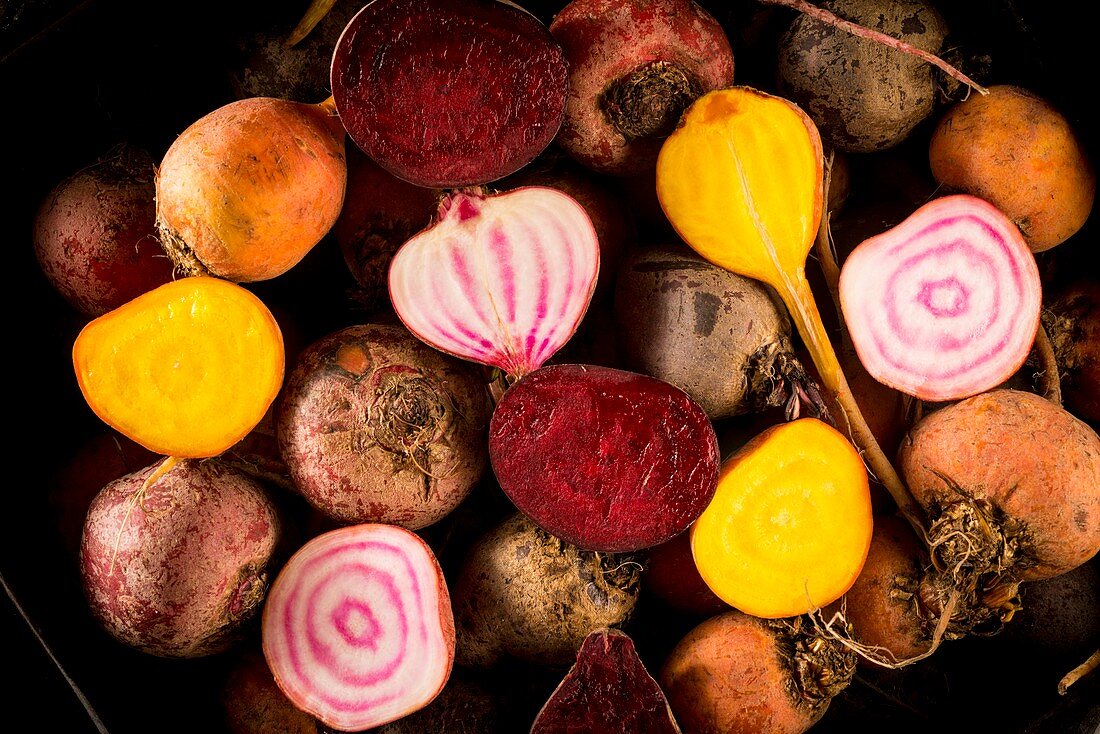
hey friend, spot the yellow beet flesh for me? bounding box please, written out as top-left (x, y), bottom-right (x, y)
top-left (73, 277), bottom-right (284, 458)
top-left (691, 418), bottom-right (872, 618)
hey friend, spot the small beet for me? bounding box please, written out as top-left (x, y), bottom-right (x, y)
top-left (645, 532), bottom-right (728, 617)
top-left (531, 629), bottom-right (682, 734)
top-left (489, 364), bottom-right (719, 552)
top-left (223, 650), bottom-right (323, 734)
top-left (840, 195), bottom-right (1042, 402)
top-left (550, 0), bottom-right (734, 175)
top-left (389, 187), bottom-right (599, 378)
top-left (33, 147), bottom-right (173, 316)
top-left (81, 459), bottom-right (282, 657)
top-left (331, 0), bottom-right (567, 187)
top-left (262, 524), bottom-right (454, 732)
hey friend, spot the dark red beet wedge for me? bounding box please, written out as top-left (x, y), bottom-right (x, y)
top-left (531, 629), bottom-right (682, 734)
top-left (489, 364), bottom-right (719, 552)
top-left (331, 0), bottom-right (568, 187)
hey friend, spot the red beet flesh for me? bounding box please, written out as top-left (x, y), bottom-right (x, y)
top-left (331, 0), bottom-right (567, 187)
top-left (489, 364), bottom-right (719, 552)
top-left (531, 629), bottom-right (682, 734)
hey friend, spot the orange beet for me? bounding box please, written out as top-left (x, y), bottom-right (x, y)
top-left (157, 97), bottom-right (346, 282)
top-left (929, 85), bottom-right (1095, 252)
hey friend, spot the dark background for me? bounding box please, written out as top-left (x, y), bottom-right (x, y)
top-left (2, 1), bottom-right (1096, 732)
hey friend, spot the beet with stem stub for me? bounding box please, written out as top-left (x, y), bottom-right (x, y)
top-left (331, 0), bottom-right (567, 187)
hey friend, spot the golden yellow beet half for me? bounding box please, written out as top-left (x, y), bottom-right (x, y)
top-left (691, 418), bottom-right (872, 618)
top-left (73, 276), bottom-right (284, 458)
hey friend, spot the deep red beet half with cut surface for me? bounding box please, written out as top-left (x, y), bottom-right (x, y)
top-left (331, 0), bottom-right (568, 187)
top-left (840, 194), bottom-right (1042, 402)
top-left (531, 629), bottom-right (683, 734)
top-left (262, 524), bottom-right (454, 732)
top-left (489, 364), bottom-right (719, 553)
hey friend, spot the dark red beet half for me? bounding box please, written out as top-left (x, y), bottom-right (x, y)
top-left (331, 0), bottom-right (568, 187)
top-left (489, 364), bottom-right (719, 552)
top-left (531, 629), bottom-right (682, 734)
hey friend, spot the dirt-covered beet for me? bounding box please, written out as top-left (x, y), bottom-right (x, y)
top-left (334, 147), bottom-right (438, 308)
top-left (278, 324), bottom-right (492, 529)
top-left (842, 516), bottom-right (930, 662)
top-left (900, 390), bottom-right (1100, 585)
top-left (531, 629), bottom-right (681, 733)
top-left (452, 514), bottom-right (641, 668)
top-left (331, 0), bottom-right (567, 187)
top-left (661, 612), bottom-right (856, 734)
top-left (489, 364), bottom-right (719, 552)
top-left (777, 0), bottom-right (948, 152)
top-left (80, 459), bottom-right (282, 657)
top-left (33, 147), bottom-right (173, 315)
top-left (368, 672), bottom-right (503, 734)
top-left (1044, 280), bottom-right (1100, 423)
top-left (614, 245), bottom-right (804, 419)
top-left (549, 0), bottom-right (734, 175)
top-left (1002, 561), bottom-right (1100, 662)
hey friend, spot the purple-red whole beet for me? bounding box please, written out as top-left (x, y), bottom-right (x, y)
top-left (1044, 279), bottom-right (1100, 423)
top-left (389, 187), bottom-right (599, 378)
top-left (489, 364), bottom-right (719, 552)
top-left (331, 0), bottom-right (567, 187)
top-left (614, 245), bottom-right (807, 420)
top-left (223, 650), bottom-right (324, 734)
top-left (661, 612), bottom-right (856, 734)
top-left (840, 195), bottom-right (1042, 402)
top-left (530, 629), bottom-right (682, 734)
top-left (277, 324), bottom-right (492, 529)
top-left (453, 513), bottom-right (641, 668)
top-left (80, 459), bottom-right (282, 657)
top-left (262, 524), bottom-right (455, 732)
top-left (334, 146), bottom-right (438, 308)
top-left (550, 0), bottom-right (734, 175)
top-left (33, 147), bottom-right (173, 315)
top-left (503, 157), bottom-right (634, 301)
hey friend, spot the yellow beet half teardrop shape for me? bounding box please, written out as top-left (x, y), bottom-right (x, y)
top-left (73, 277), bottom-right (284, 458)
top-left (691, 419), bottom-right (873, 619)
top-left (656, 87), bottom-right (822, 285)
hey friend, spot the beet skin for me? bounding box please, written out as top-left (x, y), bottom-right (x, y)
top-left (489, 364), bottom-right (719, 552)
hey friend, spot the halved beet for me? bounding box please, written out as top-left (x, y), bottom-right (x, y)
top-left (489, 364), bottom-right (719, 552)
top-left (531, 629), bottom-right (682, 734)
top-left (262, 524), bottom-right (454, 731)
top-left (331, 0), bottom-right (568, 187)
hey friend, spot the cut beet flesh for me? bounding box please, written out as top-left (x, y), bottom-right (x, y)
top-left (840, 194), bottom-right (1042, 401)
top-left (262, 524), bottom-right (454, 731)
top-left (489, 364), bottom-right (719, 552)
top-left (331, 0), bottom-right (568, 187)
top-left (531, 629), bottom-right (682, 734)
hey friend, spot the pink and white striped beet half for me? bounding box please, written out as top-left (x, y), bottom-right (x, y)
top-left (839, 195), bottom-right (1041, 402)
top-left (388, 187), bottom-right (599, 378)
top-left (262, 525), bottom-right (454, 731)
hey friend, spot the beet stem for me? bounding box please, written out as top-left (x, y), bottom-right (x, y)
top-left (759, 0), bottom-right (989, 95)
top-left (286, 0), bottom-right (336, 47)
top-left (1033, 322), bottom-right (1063, 405)
top-left (814, 151), bottom-right (843, 323)
top-left (1058, 649), bottom-right (1100, 695)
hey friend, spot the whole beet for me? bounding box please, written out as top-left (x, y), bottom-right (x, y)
top-left (81, 459), bottom-right (282, 657)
